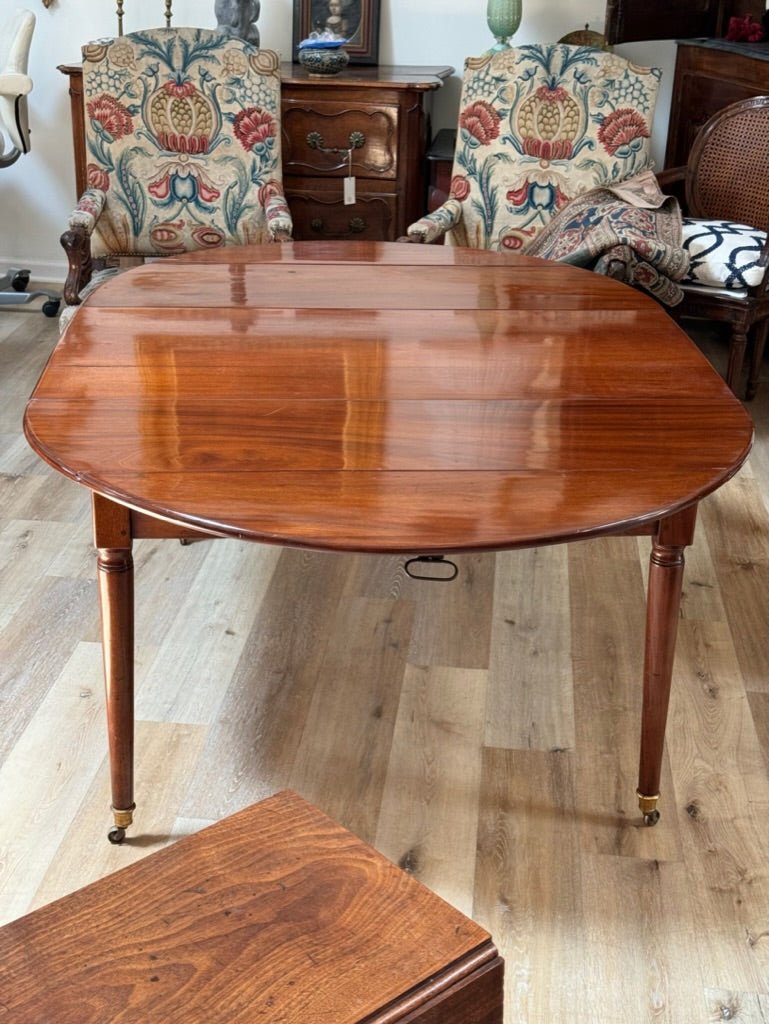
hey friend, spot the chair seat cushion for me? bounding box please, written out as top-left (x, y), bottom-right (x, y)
top-left (681, 218), bottom-right (767, 290)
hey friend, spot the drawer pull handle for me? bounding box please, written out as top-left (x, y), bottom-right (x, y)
top-left (306, 130), bottom-right (366, 154)
top-left (308, 216), bottom-right (368, 236)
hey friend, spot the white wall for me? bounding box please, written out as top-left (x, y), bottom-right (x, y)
top-left (1, 0), bottom-right (675, 280)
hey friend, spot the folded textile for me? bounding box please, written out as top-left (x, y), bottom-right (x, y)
top-left (525, 169), bottom-right (690, 306)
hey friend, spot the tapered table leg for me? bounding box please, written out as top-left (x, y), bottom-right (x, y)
top-left (637, 504), bottom-right (698, 825)
top-left (93, 494), bottom-right (135, 843)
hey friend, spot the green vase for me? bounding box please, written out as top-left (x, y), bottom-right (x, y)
top-left (486, 0), bottom-right (522, 50)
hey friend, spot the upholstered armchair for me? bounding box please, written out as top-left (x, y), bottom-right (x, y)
top-left (405, 44), bottom-right (660, 252)
top-left (658, 95), bottom-right (768, 400)
top-left (61, 27), bottom-right (292, 321)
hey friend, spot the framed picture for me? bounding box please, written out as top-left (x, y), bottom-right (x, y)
top-left (292, 0), bottom-right (381, 65)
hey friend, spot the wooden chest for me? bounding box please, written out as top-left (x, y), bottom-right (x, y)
top-left (0, 790), bottom-right (504, 1023)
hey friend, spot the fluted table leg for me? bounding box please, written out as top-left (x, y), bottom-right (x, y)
top-left (93, 494), bottom-right (135, 843)
top-left (637, 504), bottom-right (698, 825)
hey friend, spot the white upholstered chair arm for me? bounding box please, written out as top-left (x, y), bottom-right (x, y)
top-left (406, 200), bottom-right (464, 243)
top-left (264, 186), bottom-right (293, 241)
top-left (68, 189), bottom-right (107, 235)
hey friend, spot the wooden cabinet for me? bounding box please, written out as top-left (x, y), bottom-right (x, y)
top-left (603, 0), bottom-right (768, 169)
top-left (280, 64), bottom-right (451, 241)
top-left (58, 62), bottom-right (451, 243)
top-left (663, 40), bottom-right (769, 168)
top-left (605, 0), bottom-right (765, 44)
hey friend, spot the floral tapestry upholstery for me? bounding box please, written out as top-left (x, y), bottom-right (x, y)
top-left (77, 27), bottom-right (291, 258)
top-left (407, 45), bottom-right (660, 252)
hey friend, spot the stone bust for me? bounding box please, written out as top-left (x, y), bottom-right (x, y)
top-left (214, 0), bottom-right (261, 46)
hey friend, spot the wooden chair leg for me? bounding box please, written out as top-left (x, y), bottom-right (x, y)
top-left (746, 319), bottom-right (768, 401)
top-left (725, 326), bottom-right (748, 396)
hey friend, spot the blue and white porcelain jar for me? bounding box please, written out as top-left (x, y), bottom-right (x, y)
top-left (297, 36), bottom-right (349, 76)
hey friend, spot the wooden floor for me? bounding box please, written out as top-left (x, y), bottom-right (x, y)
top-left (1, 303), bottom-right (767, 1023)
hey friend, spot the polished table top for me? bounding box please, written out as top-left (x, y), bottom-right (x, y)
top-left (25, 242), bottom-right (753, 553)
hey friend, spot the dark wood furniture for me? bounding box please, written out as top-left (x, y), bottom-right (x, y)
top-left (426, 127), bottom-right (456, 212)
top-left (280, 64), bottom-right (451, 240)
top-left (603, 0), bottom-right (769, 167)
top-left (23, 241), bottom-right (753, 843)
top-left (57, 62), bottom-right (452, 242)
top-left (663, 39), bottom-right (769, 170)
top-left (605, 0), bottom-right (765, 45)
top-left (0, 790), bottom-right (504, 1023)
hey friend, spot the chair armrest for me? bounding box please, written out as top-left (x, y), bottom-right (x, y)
top-left (68, 188), bottom-right (107, 234)
top-left (60, 190), bottom-right (107, 306)
top-left (262, 184), bottom-right (293, 242)
top-left (655, 166), bottom-right (685, 190)
top-left (405, 199), bottom-right (463, 244)
top-left (60, 225), bottom-right (93, 306)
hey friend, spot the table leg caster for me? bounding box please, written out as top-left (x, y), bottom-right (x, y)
top-left (108, 804), bottom-right (135, 844)
top-left (637, 791), bottom-right (660, 827)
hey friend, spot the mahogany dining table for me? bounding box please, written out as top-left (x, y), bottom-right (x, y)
top-left (24, 241), bottom-right (753, 843)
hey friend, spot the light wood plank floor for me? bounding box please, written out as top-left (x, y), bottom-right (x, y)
top-left (1, 305), bottom-right (767, 1023)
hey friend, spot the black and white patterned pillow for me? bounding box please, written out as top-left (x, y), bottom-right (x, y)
top-left (681, 218), bottom-right (767, 290)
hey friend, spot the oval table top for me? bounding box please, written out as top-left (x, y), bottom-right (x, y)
top-left (24, 241), bottom-right (753, 554)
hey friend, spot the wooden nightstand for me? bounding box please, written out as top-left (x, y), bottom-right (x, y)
top-left (280, 64), bottom-right (452, 241)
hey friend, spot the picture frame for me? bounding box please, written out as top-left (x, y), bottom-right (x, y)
top-left (292, 0), bottom-right (381, 65)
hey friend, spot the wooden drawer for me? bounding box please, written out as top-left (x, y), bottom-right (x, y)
top-left (282, 100), bottom-right (398, 179)
top-left (286, 181), bottom-right (397, 240)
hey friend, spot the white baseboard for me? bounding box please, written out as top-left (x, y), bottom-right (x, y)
top-left (0, 256), bottom-right (66, 285)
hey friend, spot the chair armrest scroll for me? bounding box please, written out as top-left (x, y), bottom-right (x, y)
top-left (60, 225), bottom-right (93, 306)
top-left (61, 189), bottom-right (107, 305)
top-left (405, 200), bottom-right (463, 244)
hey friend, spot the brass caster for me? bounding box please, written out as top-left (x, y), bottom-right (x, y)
top-left (637, 790), bottom-right (659, 827)
top-left (107, 803), bottom-right (135, 844)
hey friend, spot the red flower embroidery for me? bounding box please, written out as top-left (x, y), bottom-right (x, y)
top-left (159, 132), bottom-right (210, 154)
top-left (460, 101), bottom-right (501, 146)
top-left (522, 138), bottom-right (573, 161)
top-left (162, 80), bottom-right (197, 99)
top-left (86, 94), bottom-right (134, 140)
top-left (233, 107), bottom-right (276, 151)
top-left (86, 163), bottom-right (109, 191)
top-left (598, 108), bottom-right (650, 156)
top-left (536, 84), bottom-right (569, 104)
top-left (449, 175), bottom-right (470, 200)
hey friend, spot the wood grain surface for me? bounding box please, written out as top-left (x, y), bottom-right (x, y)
top-left (24, 242), bottom-right (753, 554)
top-left (1, 306), bottom-right (767, 1022)
top-left (0, 790), bottom-right (503, 1023)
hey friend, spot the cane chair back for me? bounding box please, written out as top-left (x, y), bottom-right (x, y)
top-left (671, 95), bottom-right (769, 398)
